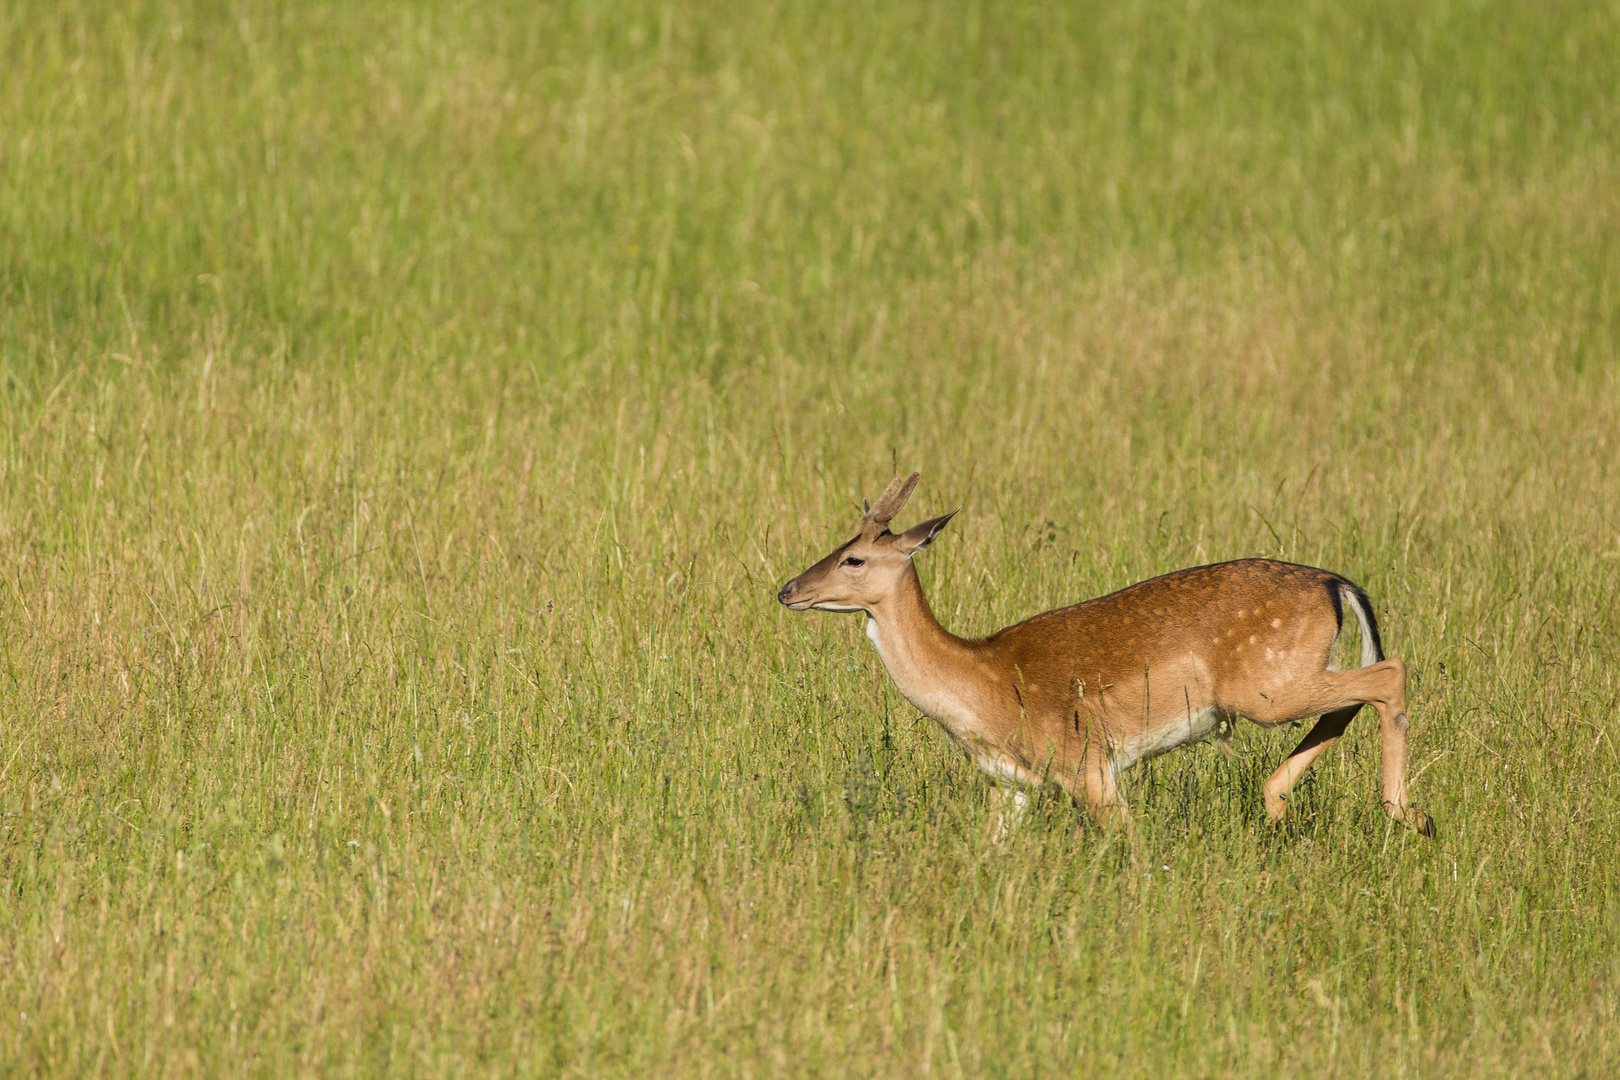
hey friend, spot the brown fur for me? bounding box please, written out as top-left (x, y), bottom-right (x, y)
top-left (778, 474), bottom-right (1433, 836)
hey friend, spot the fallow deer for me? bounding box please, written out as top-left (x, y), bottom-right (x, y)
top-left (776, 473), bottom-right (1433, 837)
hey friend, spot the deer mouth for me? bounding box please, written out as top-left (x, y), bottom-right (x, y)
top-left (777, 581), bottom-right (814, 609)
top-left (779, 580), bottom-right (862, 612)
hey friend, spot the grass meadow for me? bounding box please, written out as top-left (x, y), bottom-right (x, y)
top-left (3, 1), bottom-right (1619, 1075)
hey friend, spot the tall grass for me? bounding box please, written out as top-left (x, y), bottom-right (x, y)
top-left (1, 1), bottom-right (1617, 1075)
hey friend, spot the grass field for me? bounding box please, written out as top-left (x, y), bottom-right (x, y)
top-left (2, 1), bottom-right (1618, 1075)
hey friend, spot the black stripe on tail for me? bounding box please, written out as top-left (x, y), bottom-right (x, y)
top-left (1327, 578), bottom-right (1386, 665)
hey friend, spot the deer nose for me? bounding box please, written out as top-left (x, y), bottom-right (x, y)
top-left (777, 582), bottom-right (795, 605)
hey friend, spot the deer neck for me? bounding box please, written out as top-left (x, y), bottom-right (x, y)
top-left (863, 563), bottom-right (987, 735)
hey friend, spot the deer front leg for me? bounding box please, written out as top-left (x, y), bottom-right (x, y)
top-left (1080, 747), bottom-right (1131, 832)
top-left (986, 784), bottom-right (1030, 844)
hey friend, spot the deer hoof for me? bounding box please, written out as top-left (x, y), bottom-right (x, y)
top-left (1387, 802), bottom-right (1435, 837)
top-left (1409, 808), bottom-right (1436, 838)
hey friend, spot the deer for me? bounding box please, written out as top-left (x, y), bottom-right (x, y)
top-left (776, 473), bottom-right (1434, 838)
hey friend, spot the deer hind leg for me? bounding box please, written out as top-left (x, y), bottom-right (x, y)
top-left (1376, 688), bottom-right (1434, 836)
top-left (1262, 705), bottom-right (1360, 819)
top-left (1247, 659), bottom-right (1433, 836)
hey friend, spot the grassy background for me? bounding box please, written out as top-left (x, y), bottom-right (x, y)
top-left (2, 0), bottom-right (1618, 1075)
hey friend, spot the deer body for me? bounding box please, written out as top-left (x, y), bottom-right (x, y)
top-left (778, 474), bottom-right (1433, 836)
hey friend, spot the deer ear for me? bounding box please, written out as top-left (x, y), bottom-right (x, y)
top-left (896, 509), bottom-right (958, 556)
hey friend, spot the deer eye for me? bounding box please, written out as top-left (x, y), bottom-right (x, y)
top-left (841, 556), bottom-right (864, 568)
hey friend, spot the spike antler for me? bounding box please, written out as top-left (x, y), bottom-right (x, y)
top-left (861, 472), bottom-right (920, 532)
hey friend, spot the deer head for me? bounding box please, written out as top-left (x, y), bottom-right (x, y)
top-left (776, 473), bottom-right (957, 613)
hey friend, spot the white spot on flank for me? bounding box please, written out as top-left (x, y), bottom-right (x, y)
top-left (1248, 635), bottom-right (1257, 644)
top-left (1271, 618), bottom-right (1282, 628)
